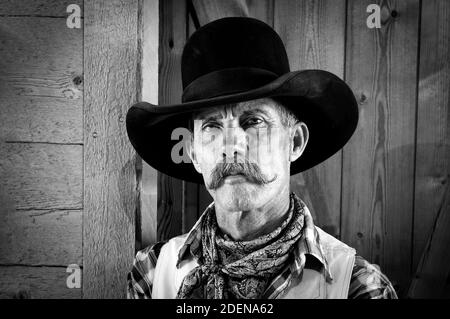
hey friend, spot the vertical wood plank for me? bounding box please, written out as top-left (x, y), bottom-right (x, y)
top-left (343, 0), bottom-right (420, 296)
top-left (247, 0), bottom-right (274, 25)
top-left (274, 0), bottom-right (346, 239)
top-left (408, 184), bottom-right (450, 298)
top-left (84, 0), bottom-right (139, 298)
top-left (412, 0), bottom-right (450, 273)
top-left (157, 0), bottom-right (186, 241)
top-left (191, 0), bottom-right (249, 25)
top-left (139, 0), bottom-right (159, 249)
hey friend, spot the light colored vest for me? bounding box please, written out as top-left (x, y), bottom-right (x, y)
top-left (152, 226), bottom-right (355, 299)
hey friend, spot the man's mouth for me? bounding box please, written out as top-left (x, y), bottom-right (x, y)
top-left (223, 174), bottom-right (247, 184)
top-left (224, 172), bottom-right (245, 178)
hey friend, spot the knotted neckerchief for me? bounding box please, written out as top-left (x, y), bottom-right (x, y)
top-left (176, 193), bottom-right (305, 299)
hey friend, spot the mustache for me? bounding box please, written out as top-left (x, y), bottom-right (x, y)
top-left (207, 161), bottom-right (276, 189)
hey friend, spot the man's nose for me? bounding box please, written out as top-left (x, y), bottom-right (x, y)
top-left (221, 126), bottom-right (248, 163)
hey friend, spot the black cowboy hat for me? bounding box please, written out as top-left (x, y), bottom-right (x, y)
top-left (126, 17), bottom-right (358, 184)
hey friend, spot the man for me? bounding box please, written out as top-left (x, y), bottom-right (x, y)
top-left (126, 17), bottom-right (397, 299)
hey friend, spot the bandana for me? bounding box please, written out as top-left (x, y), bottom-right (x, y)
top-left (176, 193), bottom-right (305, 299)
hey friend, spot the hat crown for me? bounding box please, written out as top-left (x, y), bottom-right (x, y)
top-left (181, 17), bottom-right (290, 90)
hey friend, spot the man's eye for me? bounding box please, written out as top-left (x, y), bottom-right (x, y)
top-left (244, 118), bottom-right (264, 126)
top-left (202, 122), bottom-right (220, 131)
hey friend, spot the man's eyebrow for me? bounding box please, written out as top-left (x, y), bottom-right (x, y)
top-left (195, 113), bottom-right (222, 121)
top-left (241, 108), bottom-right (271, 118)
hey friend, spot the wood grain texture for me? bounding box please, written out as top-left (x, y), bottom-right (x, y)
top-left (274, 0), bottom-right (346, 239)
top-left (0, 209), bottom-right (82, 266)
top-left (157, 0), bottom-right (186, 241)
top-left (0, 17), bottom-right (82, 99)
top-left (0, 0), bottom-right (83, 17)
top-left (0, 97), bottom-right (82, 144)
top-left (0, 16), bottom-right (82, 144)
top-left (0, 266), bottom-right (81, 299)
top-left (183, 182), bottom-right (200, 233)
top-left (138, 0), bottom-right (159, 249)
top-left (246, 0), bottom-right (274, 25)
top-left (84, 0), bottom-right (139, 298)
top-left (0, 143), bottom-right (82, 210)
top-left (343, 0), bottom-right (420, 296)
top-left (408, 184), bottom-right (450, 298)
top-left (412, 0), bottom-right (450, 272)
top-left (157, 174), bottom-right (183, 240)
top-left (191, 0), bottom-right (249, 25)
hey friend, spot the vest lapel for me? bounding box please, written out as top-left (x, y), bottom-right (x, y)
top-left (279, 268), bottom-right (326, 299)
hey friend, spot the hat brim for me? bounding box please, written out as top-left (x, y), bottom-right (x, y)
top-left (126, 69), bottom-right (358, 184)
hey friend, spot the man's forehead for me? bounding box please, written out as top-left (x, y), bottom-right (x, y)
top-left (193, 98), bottom-right (279, 119)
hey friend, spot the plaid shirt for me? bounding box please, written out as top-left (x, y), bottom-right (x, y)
top-left (127, 201), bottom-right (398, 299)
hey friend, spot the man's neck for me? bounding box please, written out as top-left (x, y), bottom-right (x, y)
top-left (214, 189), bottom-right (291, 241)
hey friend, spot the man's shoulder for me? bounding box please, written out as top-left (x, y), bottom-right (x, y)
top-left (349, 255), bottom-right (398, 299)
top-left (313, 227), bottom-right (398, 299)
top-left (127, 234), bottom-right (189, 299)
top-left (314, 226), bottom-right (355, 253)
top-left (136, 240), bottom-right (167, 263)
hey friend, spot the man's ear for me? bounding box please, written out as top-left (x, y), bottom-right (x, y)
top-left (186, 133), bottom-right (202, 174)
top-left (289, 122), bottom-right (309, 162)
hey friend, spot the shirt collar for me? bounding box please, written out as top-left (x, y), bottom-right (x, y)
top-left (176, 193), bottom-right (333, 282)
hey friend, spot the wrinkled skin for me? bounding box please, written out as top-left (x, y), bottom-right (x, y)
top-left (187, 98), bottom-right (309, 240)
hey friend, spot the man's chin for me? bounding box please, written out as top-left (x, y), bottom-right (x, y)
top-left (215, 183), bottom-right (259, 211)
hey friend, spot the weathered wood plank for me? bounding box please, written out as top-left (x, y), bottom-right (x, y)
top-left (412, 0), bottom-right (450, 272)
top-left (274, 0), bottom-right (346, 239)
top-left (0, 16), bottom-right (83, 144)
top-left (0, 97), bottom-right (82, 144)
top-left (191, 0), bottom-right (249, 25)
top-left (157, 174), bottom-right (183, 241)
top-left (191, 0), bottom-right (275, 26)
top-left (0, 266), bottom-right (81, 299)
top-left (0, 142), bottom-right (82, 210)
top-left (183, 182), bottom-right (200, 233)
top-left (138, 0), bottom-right (159, 249)
top-left (247, 0), bottom-right (274, 25)
top-left (408, 184), bottom-right (450, 298)
top-left (84, 0), bottom-right (139, 298)
top-left (0, 0), bottom-right (83, 17)
top-left (0, 17), bottom-right (82, 99)
top-left (157, 0), bottom-right (186, 241)
top-left (0, 209), bottom-right (82, 266)
top-left (343, 0), bottom-right (420, 296)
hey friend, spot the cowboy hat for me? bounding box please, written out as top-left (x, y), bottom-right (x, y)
top-left (126, 17), bottom-right (358, 184)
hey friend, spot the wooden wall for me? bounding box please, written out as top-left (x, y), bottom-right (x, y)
top-left (0, 0), bottom-right (83, 298)
top-left (153, 0), bottom-right (450, 298)
top-left (0, 0), bottom-right (141, 298)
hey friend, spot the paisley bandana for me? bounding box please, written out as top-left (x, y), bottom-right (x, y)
top-left (176, 193), bottom-right (305, 299)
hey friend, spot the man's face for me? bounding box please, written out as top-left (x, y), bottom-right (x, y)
top-left (188, 98), bottom-right (308, 212)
